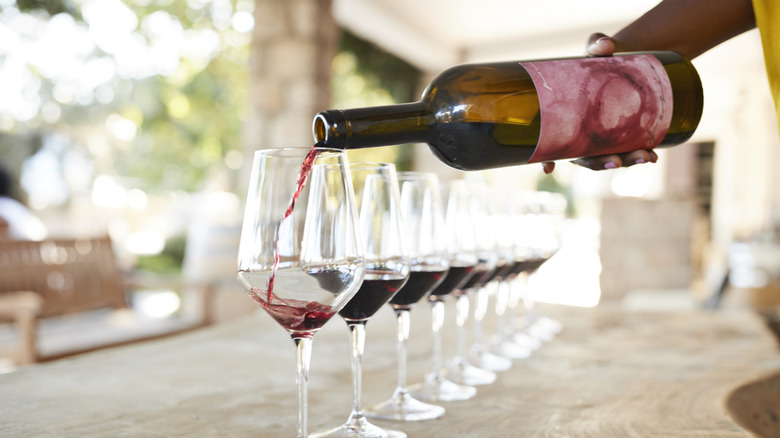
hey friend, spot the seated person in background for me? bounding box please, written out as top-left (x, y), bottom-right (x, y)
top-left (0, 165), bottom-right (47, 241)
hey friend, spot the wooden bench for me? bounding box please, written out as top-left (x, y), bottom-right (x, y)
top-left (0, 235), bottom-right (205, 365)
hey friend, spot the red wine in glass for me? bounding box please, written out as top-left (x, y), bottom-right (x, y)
top-left (463, 265), bottom-right (496, 290)
top-left (508, 259), bottom-right (533, 276)
top-left (503, 256), bottom-right (551, 279)
top-left (339, 270), bottom-right (408, 321)
top-left (480, 263), bottom-right (505, 284)
top-left (389, 268), bottom-right (448, 309)
top-left (429, 265), bottom-right (474, 298)
top-left (528, 256), bottom-right (551, 273)
top-left (248, 290), bottom-right (335, 333)
top-left (458, 266), bottom-right (486, 290)
top-left (239, 265), bottom-right (361, 337)
top-left (495, 260), bottom-right (518, 281)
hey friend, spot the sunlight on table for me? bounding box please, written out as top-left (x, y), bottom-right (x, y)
top-left (530, 217), bottom-right (602, 308)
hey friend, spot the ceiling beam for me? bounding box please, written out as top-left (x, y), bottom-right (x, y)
top-left (332, 0), bottom-right (462, 72)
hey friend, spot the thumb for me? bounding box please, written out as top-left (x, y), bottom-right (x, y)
top-left (586, 33), bottom-right (616, 56)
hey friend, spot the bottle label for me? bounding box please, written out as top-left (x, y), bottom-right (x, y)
top-left (520, 54), bottom-right (673, 163)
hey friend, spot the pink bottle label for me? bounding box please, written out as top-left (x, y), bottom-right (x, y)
top-left (520, 55), bottom-right (673, 163)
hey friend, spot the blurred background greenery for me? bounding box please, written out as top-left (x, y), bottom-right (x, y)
top-left (1, 0), bottom-right (421, 273)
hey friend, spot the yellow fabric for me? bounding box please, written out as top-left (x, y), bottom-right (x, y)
top-left (753, 0), bottom-right (780, 127)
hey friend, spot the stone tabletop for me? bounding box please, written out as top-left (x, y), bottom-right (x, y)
top-left (1, 301), bottom-right (778, 437)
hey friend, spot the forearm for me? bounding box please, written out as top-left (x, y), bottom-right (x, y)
top-left (611, 0), bottom-right (756, 59)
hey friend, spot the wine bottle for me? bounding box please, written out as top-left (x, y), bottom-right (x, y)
top-left (313, 51), bottom-right (703, 171)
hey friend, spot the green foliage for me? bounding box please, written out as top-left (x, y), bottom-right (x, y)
top-left (118, 56), bottom-right (249, 192)
top-left (134, 233), bottom-right (187, 274)
top-left (4, 0), bottom-right (250, 194)
top-left (339, 32), bottom-right (421, 104)
top-left (536, 173), bottom-right (576, 216)
top-left (334, 31), bottom-right (421, 171)
top-left (107, 2), bottom-right (250, 193)
top-left (17, 0), bottom-right (80, 18)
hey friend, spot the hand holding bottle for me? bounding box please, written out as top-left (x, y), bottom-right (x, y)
top-left (544, 0), bottom-right (758, 175)
top-left (316, 48), bottom-right (702, 171)
top-left (541, 33), bottom-right (659, 175)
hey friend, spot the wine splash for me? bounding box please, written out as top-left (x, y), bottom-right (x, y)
top-left (267, 147), bottom-right (321, 301)
top-left (249, 289), bottom-right (336, 332)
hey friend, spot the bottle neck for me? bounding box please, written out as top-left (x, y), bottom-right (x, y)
top-left (313, 102), bottom-right (429, 149)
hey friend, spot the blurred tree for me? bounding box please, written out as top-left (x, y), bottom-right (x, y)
top-left (1, 0), bottom-right (252, 202)
top-left (4, 1), bottom-right (422, 206)
top-left (17, 0), bottom-right (80, 17)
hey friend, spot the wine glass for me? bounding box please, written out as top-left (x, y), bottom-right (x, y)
top-left (446, 181), bottom-right (498, 386)
top-left (365, 171), bottom-right (448, 422)
top-left (409, 179), bottom-right (478, 402)
top-left (516, 191), bottom-right (567, 342)
top-left (490, 194), bottom-right (535, 360)
top-left (236, 147), bottom-right (365, 438)
top-left (502, 192), bottom-right (544, 351)
top-left (468, 191), bottom-right (513, 373)
top-left (312, 162), bottom-right (409, 438)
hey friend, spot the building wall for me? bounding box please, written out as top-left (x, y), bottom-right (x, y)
top-left (599, 198), bottom-right (697, 300)
top-left (249, 2), bottom-right (780, 301)
top-left (246, 0), bottom-right (337, 164)
top-left (691, 30), bottom-right (780, 250)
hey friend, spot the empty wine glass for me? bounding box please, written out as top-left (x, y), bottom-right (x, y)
top-left (237, 147), bottom-right (365, 438)
top-left (409, 179), bottom-right (478, 402)
top-left (312, 163), bottom-right (409, 438)
top-left (446, 181), bottom-right (498, 386)
top-left (365, 171), bottom-right (448, 422)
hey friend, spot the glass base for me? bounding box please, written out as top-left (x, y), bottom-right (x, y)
top-left (512, 331), bottom-right (543, 351)
top-left (364, 391), bottom-right (445, 422)
top-left (490, 337), bottom-right (532, 360)
top-left (526, 320), bottom-right (556, 342)
top-left (408, 373), bottom-right (477, 402)
top-left (469, 345), bottom-right (512, 372)
top-left (446, 357), bottom-right (497, 386)
top-left (311, 415), bottom-right (407, 438)
top-left (538, 315), bottom-right (564, 335)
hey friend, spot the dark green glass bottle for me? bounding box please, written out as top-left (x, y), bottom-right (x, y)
top-left (313, 51), bottom-right (703, 171)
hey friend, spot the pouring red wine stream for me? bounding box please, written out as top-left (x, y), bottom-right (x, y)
top-left (246, 146), bottom-right (322, 309)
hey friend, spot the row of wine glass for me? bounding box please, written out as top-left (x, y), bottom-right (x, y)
top-left (236, 147), bottom-right (566, 438)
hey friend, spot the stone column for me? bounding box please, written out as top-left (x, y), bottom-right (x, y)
top-left (599, 198), bottom-right (696, 301)
top-left (246, 0), bottom-right (337, 158)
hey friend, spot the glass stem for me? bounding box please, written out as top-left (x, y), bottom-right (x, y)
top-left (524, 274), bottom-right (538, 328)
top-left (472, 286), bottom-right (487, 349)
top-left (347, 322), bottom-right (367, 421)
top-left (393, 309), bottom-right (411, 396)
top-left (506, 275), bottom-right (520, 334)
top-left (454, 293), bottom-right (469, 361)
top-left (430, 299), bottom-right (445, 379)
top-left (515, 273), bottom-right (530, 329)
top-left (495, 280), bottom-right (509, 343)
top-left (293, 336), bottom-right (313, 438)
